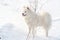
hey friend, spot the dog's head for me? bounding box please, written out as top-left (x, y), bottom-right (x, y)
top-left (22, 6), bottom-right (30, 17)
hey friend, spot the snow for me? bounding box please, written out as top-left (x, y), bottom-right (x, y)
top-left (0, 0), bottom-right (60, 40)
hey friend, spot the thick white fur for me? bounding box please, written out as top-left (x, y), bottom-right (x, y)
top-left (22, 6), bottom-right (51, 40)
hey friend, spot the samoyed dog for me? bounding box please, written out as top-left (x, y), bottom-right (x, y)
top-left (22, 6), bottom-right (51, 40)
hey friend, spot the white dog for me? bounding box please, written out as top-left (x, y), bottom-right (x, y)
top-left (22, 6), bottom-right (51, 40)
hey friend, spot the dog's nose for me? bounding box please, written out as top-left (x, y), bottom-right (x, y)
top-left (22, 13), bottom-right (26, 16)
top-left (22, 13), bottom-right (24, 16)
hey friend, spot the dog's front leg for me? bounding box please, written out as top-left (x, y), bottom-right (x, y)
top-left (32, 27), bottom-right (36, 40)
top-left (26, 26), bottom-right (32, 40)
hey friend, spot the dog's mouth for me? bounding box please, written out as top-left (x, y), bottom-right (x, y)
top-left (22, 13), bottom-right (26, 16)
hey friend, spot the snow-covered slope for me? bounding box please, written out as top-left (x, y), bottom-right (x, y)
top-left (0, 23), bottom-right (60, 40)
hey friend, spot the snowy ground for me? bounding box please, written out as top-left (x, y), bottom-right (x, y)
top-left (0, 0), bottom-right (60, 40)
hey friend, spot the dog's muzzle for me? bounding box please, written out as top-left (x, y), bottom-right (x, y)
top-left (22, 13), bottom-right (26, 16)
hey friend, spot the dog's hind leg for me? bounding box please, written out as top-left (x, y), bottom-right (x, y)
top-left (44, 26), bottom-right (49, 37)
top-left (45, 28), bottom-right (48, 37)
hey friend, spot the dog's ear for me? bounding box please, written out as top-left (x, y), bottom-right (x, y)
top-left (27, 7), bottom-right (29, 10)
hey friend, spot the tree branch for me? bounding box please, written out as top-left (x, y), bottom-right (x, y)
top-left (40, 0), bottom-right (48, 11)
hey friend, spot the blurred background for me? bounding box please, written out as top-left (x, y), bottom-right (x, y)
top-left (0, 0), bottom-right (60, 40)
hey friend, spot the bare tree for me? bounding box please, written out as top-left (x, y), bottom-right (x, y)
top-left (28, 0), bottom-right (38, 13)
top-left (28, 0), bottom-right (48, 13)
